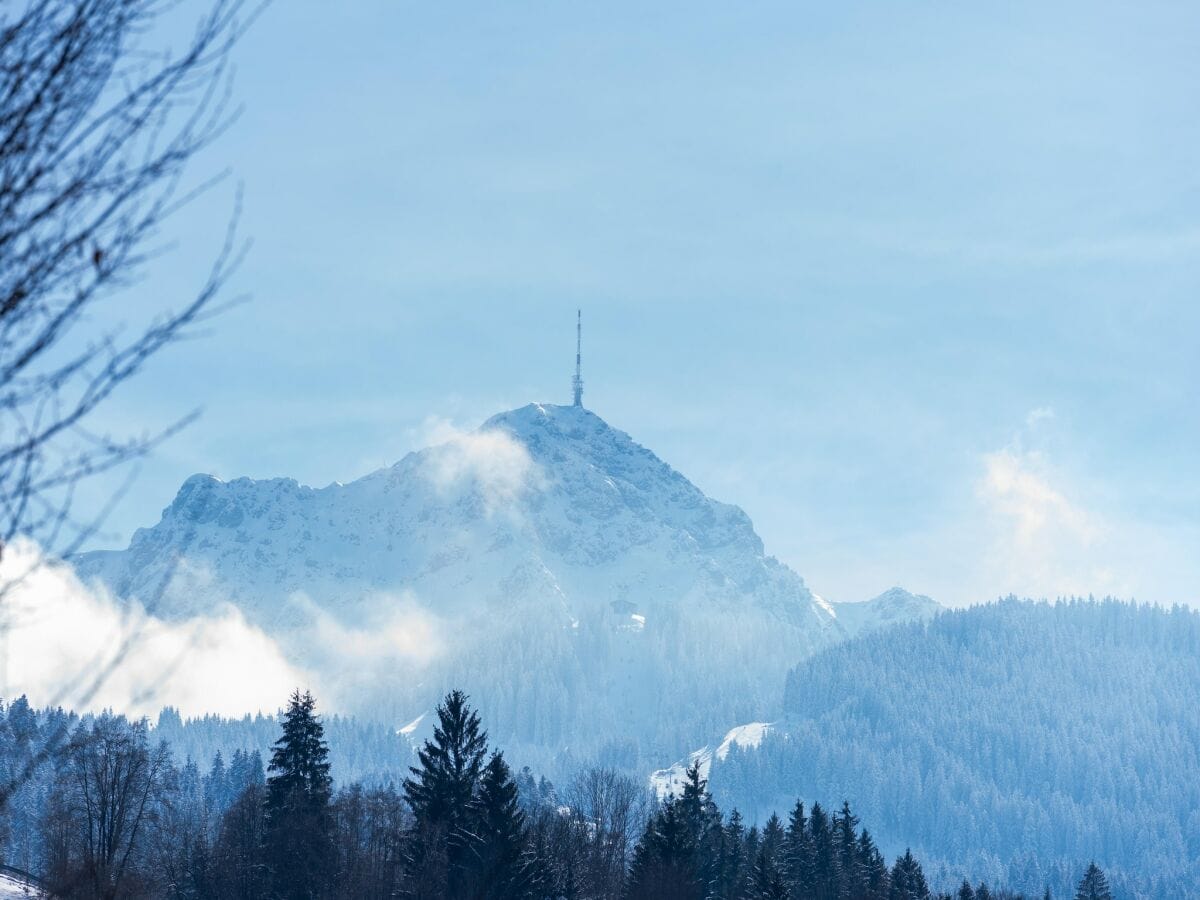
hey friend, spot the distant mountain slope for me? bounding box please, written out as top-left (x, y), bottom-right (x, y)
top-left (647, 588), bottom-right (941, 797)
top-left (830, 586), bottom-right (940, 637)
top-left (76, 403), bottom-right (848, 771)
top-left (707, 598), bottom-right (1200, 899)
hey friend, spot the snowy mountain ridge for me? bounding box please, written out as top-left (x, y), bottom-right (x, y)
top-left (79, 404), bottom-right (830, 627)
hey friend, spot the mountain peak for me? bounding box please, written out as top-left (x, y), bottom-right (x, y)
top-left (74, 403), bottom-right (841, 765)
top-left (480, 403), bottom-right (650, 467)
top-left (482, 401), bottom-right (599, 430)
top-left (831, 587), bottom-right (942, 638)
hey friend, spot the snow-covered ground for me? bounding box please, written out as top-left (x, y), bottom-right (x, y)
top-left (650, 721), bottom-right (774, 799)
top-left (0, 870), bottom-right (46, 899)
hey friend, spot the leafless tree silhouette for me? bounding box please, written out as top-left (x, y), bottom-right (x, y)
top-left (0, 0), bottom-right (260, 820)
top-left (0, 0), bottom-right (258, 565)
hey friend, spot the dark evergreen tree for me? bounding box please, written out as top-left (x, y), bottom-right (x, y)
top-left (759, 813), bottom-right (784, 862)
top-left (857, 830), bottom-right (890, 900)
top-left (263, 690), bottom-right (333, 900)
top-left (626, 798), bottom-right (703, 900)
top-left (957, 879), bottom-right (976, 900)
top-left (809, 802), bottom-right (839, 900)
top-left (834, 801), bottom-right (861, 896)
top-left (677, 761), bottom-right (722, 895)
top-left (888, 849), bottom-right (931, 900)
top-left (716, 808), bottom-right (750, 900)
top-left (213, 783), bottom-right (269, 900)
top-left (1073, 864), bottom-right (1112, 900)
top-left (463, 751), bottom-right (537, 899)
top-left (782, 800), bottom-right (812, 897)
top-left (750, 833), bottom-right (787, 900)
top-left (403, 689), bottom-right (489, 899)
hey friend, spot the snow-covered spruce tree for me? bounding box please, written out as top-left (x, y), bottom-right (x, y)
top-left (402, 689), bottom-right (488, 898)
top-left (264, 690), bottom-right (333, 899)
top-left (1073, 863), bottom-right (1113, 900)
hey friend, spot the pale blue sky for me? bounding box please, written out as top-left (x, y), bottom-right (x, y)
top-left (89, 0), bottom-right (1199, 606)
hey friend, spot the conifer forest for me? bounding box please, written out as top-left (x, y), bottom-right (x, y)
top-left (0, 690), bottom-right (1118, 900)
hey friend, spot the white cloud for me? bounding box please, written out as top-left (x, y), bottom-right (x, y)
top-left (286, 590), bottom-right (444, 667)
top-left (0, 540), bottom-right (306, 718)
top-left (976, 447), bottom-right (1121, 599)
top-left (419, 417), bottom-right (540, 512)
top-left (278, 591), bottom-right (447, 711)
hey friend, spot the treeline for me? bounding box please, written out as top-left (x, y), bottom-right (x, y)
top-left (151, 707), bottom-right (414, 788)
top-left (0, 690), bottom-right (1112, 899)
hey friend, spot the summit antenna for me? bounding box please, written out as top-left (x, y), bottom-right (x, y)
top-left (572, 309), bottom-right (584, 407)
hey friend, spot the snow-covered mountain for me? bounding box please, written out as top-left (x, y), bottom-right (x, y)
top-left (830, 587), bottom-right (941, 638)
top-left (74, 403), bottom-right (917, 772)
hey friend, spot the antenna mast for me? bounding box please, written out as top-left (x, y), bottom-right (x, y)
top-left (572, 309), bottom-right (584, 407)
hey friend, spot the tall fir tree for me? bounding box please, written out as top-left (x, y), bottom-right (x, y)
top-left (782, 800), bottom-right (812, 897)
top-left (403, 690), bottom-right (489, 899)
top-left (751, 823), bottom-right (788, 900)
top-left (462, 751), bottom-right (537, 899)
top-left (677, 761), bottom-right (722, 895)
top-left (716, 808), bottom-right (750, 900)
top-left (857, 830), bottom-right (890, 900)
top-left (887, 849), bottom-right (931, 900)
top-left (263, 690), bottom-right (333, 900)
top-left (834, 801), bottom-right (861, 896)
top-left (626, 798), bottom-right (704, 900)
top-left (1074, 863), bottom-right (1112, 900)
top-left (808, 802), bottom-right (839, 900)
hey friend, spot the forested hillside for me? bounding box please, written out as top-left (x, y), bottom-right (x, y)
top-left (709, 598), bottom-right (1200, 898)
